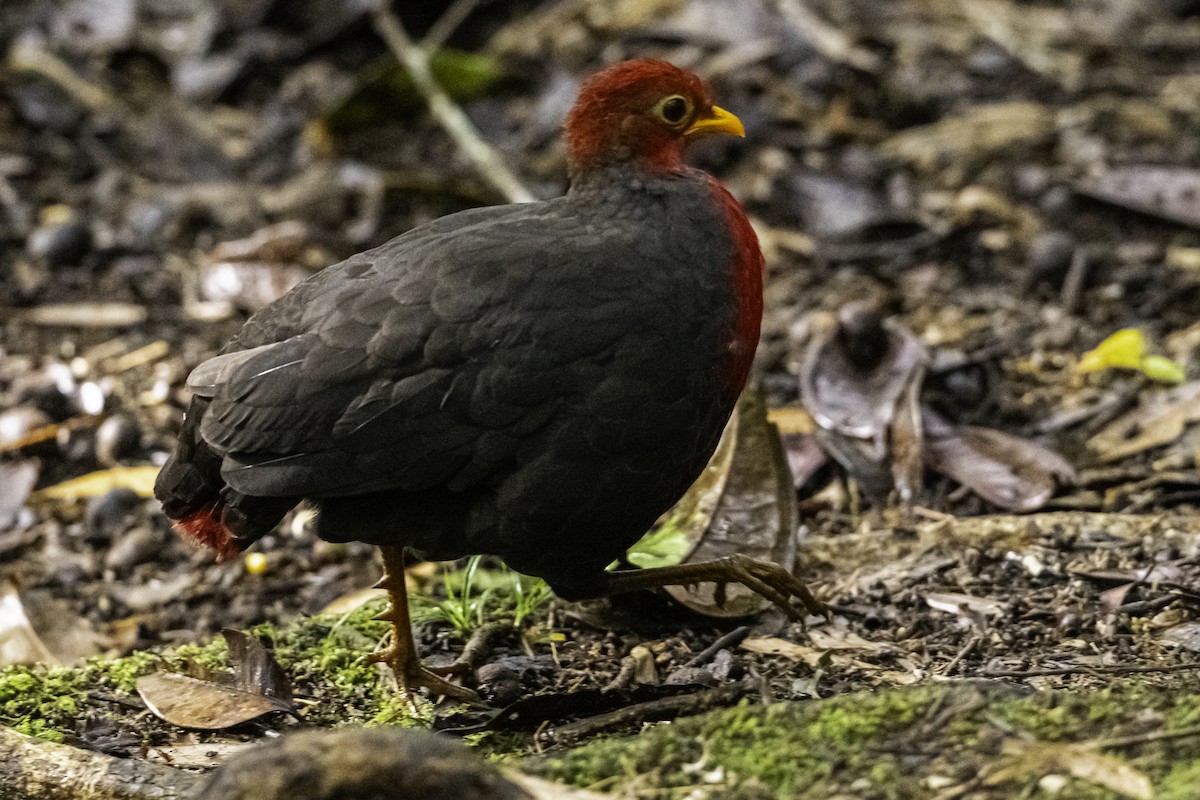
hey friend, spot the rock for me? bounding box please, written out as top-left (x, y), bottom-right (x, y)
top-left (198, 728), bottom-right (531, 800)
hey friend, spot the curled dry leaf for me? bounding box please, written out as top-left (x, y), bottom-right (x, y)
top-left (1088, 380), bottom-right (1200, 462)
top-left (0, 578), bottom-right (57, 666)
top-left (665, 391), bottom-right (799, 618)
top-left (797, 303), bottom-right (926, 501)
top-left (626, 391), bottom-right (799, 618)
top-left (924, 409), bottom-right (1076, 512)
top-left (224, 629), bottom-right (293, 707)
top-left (795, 305), bottom-right (1074, 512)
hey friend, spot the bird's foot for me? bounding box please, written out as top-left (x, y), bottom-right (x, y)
top-left (604, 554), bottom-right (827, 623)
top-left (366, 646), bottom-right (479, 703)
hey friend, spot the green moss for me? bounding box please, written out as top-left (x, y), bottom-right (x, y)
top-left (530, 687), bottom-right (937, 798)
top-left (0, 600), bottom-right (423, 741)
top-left (1159, 760), bottom-right (1200, 800)
top-left (989, 685), bottom-right (1152, 742)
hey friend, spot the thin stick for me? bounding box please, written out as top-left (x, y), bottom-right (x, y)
top-left (421, 0), bottom-right (481, 51)
top-left (371, 5), bottom-right (535, 204)
top-left (983, 661), bottom-right (1200, 679)
top-left (1096, 724), bottom-right (1200, 749)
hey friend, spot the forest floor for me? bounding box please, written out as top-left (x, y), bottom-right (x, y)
top-left (3, 0), bottom-right (1200, 797)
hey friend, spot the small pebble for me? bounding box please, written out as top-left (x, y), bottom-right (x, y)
top-left (1026, 230), bottom-right (1077, 283)
top-left (0, 406), bottom-right (50, 448)
top-left (86, 488), bottom-right (142, 540)
top-left (1038, 185), bottom-right (1075, 222)
top-left (474, 661), bottom-right (522, 706)
top-left (95, 413), bottom-right (141, 466)
top-left (105, 525), bottom-right (166, 571)
top-left (710, 649), bottom-right (743, 682)
top-left (27, 216), bottom-right (93, 267)
top-left (663, 666), bottom-right (717, 687)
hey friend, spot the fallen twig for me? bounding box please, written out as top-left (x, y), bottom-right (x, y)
top-left (982, 661), bottom-right (1200, 679)
top-left (1096, 724), bottom-right (1200, 750)
top-left (371, 5), bottom-right (535, 204)
top-left (541, 680), bottom-right (754, 747)
top-left (684, 625), bottom-right (752, 667)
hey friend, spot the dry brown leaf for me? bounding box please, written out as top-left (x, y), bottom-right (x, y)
top-left (797, 306), bottom-right (927, 501)
top-left (924, 591), bottom-right (1009, 618)
top-left (882, 102), bottom-right (1054, 168)
top-left (137, 672), bottom-right (291, 730)
top-left (740, 635), bottom-right (916, 684)
top-left (662, 391), bottom-right (799, 618)
top-left (1088, 381), bottom-right (1200, 462)
top-left (995, 739), bottom-right (1152, 800)
top-left (925, 410), bottom-right (1076, 512)
top-left (0, 578), bottom-right (57, 666)
top-left (1077, 167), bottom-right (1200, 230)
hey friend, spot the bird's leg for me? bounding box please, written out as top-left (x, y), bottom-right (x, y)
top-left (369, 546), bottom-right (479, 702)
top-left (602, 554), bottom-right (826, 622)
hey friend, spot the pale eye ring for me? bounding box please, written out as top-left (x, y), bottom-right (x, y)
top-left (655, 94), bottom-right (692, 126)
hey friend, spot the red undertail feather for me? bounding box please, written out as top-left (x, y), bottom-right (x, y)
top-left (174, 503), bottom-right (241, 562)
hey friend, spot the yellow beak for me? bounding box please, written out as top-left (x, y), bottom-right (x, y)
top-left (684, 105), bottom-right (746, 138)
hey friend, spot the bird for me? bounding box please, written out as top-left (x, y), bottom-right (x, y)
top-left (155, 58), bottom-right (823, 701)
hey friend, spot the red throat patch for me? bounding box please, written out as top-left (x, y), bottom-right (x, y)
top-left (174, 504), bottom-right (241, 562)
top-left (706, 176), bottom-right (764, 399)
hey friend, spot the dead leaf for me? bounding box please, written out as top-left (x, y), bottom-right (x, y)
top-left (924, 409), bottom-right (1076, 512)
top-left (138, 629), bottom-right (294, 730)
top-left (1077, 166), bottom-right (1200, 230)
top-left (32, 465), bottom-right (160, 501)
top-left (995, 739), bottom-right (1152, 800)
top-left (779, 432), bottom-right (830, 490)
top-left (1160, 621), bottom-right (1200, 652)
top-left (882, 102), bottom-right (1054, 168)
top-left (224, 629), bottom-right (293, 706)
top-left (0, 578), bottom-right (57, 666)
top-left (924, 591), bottom-right (1009, 618)
top-left (319, 587), bottom-right (388, 617)
top-left (797, 304), bottom-right (927, 500)
top-left (1088, 381), bottom-right (1200, 462)
top-left (740, 635), bottom-right (916, 684)
top-left (136, 672), bottom-right (291, 730)
top-left (660, 391), bottom-right (800, 618)
top-left (0, 460), bottom-right (39, 527)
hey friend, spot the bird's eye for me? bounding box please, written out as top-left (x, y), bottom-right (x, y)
top-left (655, 95), bottom-right (692, 126)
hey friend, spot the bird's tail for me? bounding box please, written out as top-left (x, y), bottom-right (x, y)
top-left (155, 398), bottom-right (294, 560)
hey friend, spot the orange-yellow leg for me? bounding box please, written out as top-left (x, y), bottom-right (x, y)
top-left (369, 546), bottom-right (478, 702)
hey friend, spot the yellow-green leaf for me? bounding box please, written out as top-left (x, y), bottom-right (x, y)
top-left (33, 465), bottom-right (160, 501)
top-left (1078, 328), bottom-right (1145, 372)
top-left (1139, 354), bottom-right (1187, 384)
